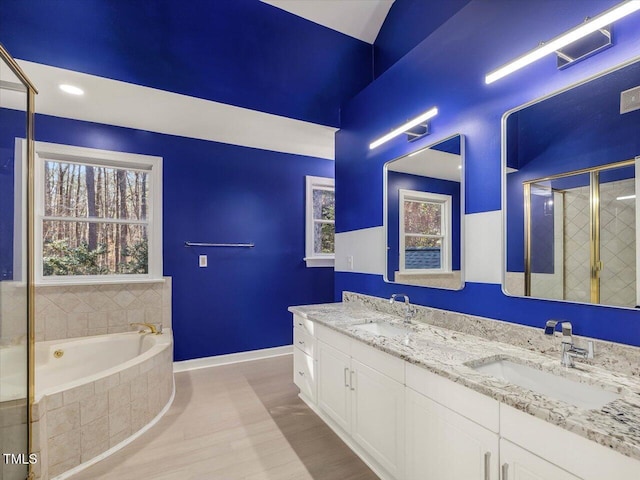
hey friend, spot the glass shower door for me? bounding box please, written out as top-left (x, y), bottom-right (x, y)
top-left (0, 46), bottom-right (35, 480)
top-left (598, 164), bottom-right (636, 307)
top-left (525, 161), bottom-right (637, 308)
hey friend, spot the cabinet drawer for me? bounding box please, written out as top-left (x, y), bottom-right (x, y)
top-left (294, 326), bottom-right (316, 358)
top-left (293, 314), bottom-right (315, 336)
top-left (406, 363), bottom-right (499, 432)
top-left (316, 323), bottom-right (351, 354)
top-left (293, 347), bottom-right (316, 403)
top-left (501, 404), bottom-right (640, 480)
top-left (351, 340), bottom-right (404, 384)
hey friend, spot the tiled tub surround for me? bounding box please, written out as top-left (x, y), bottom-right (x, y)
top-left (32, 330), bottom-right (174, 479)
top-left (0, 398), bottom-right (28, 480)
top-left (35, 278), bottom-right (172, 342)
top-left (290, 293), bottom-right (640, 462)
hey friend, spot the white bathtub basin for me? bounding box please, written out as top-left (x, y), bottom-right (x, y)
top-left (353, 322), bottom-right (411, 338)
top-left (472, 358), bottom-right (619, 410)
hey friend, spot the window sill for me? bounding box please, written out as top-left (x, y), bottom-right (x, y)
top-left (396, 270), bottom-right (454, 278)
top-left (35, 277), bottom-right (166, 287)
top-left (304, 257), bottom-right (335, 268)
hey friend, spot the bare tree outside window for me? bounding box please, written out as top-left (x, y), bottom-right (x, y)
top-left (42, 160), bottom-right (149, 276)
top-left (312, 188), bottom-right (335, 254)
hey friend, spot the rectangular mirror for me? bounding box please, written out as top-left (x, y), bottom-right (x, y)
top-left (384, 134), bottom-right (464, 289)
top-left (503, 59), bottom-right (639, 308)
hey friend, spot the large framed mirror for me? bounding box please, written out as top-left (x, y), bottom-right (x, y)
top-left (384, 134), bottom-right (464, 289)
top-left (503, 59), bottom-right (639, 308)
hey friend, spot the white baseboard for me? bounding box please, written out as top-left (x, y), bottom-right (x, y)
top-left (173, 345), bottom-right (293, 373)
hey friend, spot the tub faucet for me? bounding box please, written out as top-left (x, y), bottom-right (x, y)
top-left (390, 294), bottom-right (412, 324)
top-left (130, 322), bottom-right (161, 335)
top-left (544, 320), bottom-right (593, 367)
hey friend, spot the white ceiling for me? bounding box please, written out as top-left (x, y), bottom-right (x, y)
top-left (261, 0), bottom-right (395, 44)
top-left (388, 148), bottom-right (461, 182)
top-left (1, 60), bottom-right (337, 160)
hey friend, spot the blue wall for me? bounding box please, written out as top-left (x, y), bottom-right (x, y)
top-left (11, 111), bottom-right (334, 361)
top-left (0, 108), bottom-right (26, 281)
top-left (0, 0), bottom-right (372, 127)
top-left (336, 0), bottom-right (640, 346)
top-left (386, 171), bottom-right (461, 279)
top-left (373, 0), bottom-right (472, 78)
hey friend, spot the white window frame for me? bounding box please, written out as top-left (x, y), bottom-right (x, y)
top-left (304, 175), bottom-right (335, 268)
top-left (399, 189), bottom-right (452, 274)
top-left (31, 140), bottom-right (163, 285)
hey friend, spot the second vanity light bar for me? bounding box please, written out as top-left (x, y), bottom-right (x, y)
top-left (485, 0), bottom-right (640, 84)
top-left (369, 106), bottom-right (438, 150)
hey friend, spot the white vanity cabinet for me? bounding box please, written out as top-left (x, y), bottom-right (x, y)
top-left (405, 363), bottom-right (500, 480)
top-left (499, 440), bottom-right (580, 480)
top-left (317, 340), bottom-right (352, 431)
top-left (315, 324), bottom-right (405, 480)
top-left (291, 312), bottom-right (640, 480)
top-left (405, 388), bottom-right (499, 480)
top-left (500, 404), bottom-right (640, 480)
top-left (293, 314), bottom-right (317, 403)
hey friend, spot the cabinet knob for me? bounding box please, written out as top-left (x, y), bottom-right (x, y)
top-left (298, 371), bottom-right (304, 376)
top-left (298, 340), bottom-right (305, 345)
top-left (344, 367), bottom-right (350, 387)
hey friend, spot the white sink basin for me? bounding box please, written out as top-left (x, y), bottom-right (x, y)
top-left (353, 322), bottom-right (411, 338)
top-left (472, 358), bottom-right (619, 410)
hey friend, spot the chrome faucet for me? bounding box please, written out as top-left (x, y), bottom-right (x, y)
top-left (544, 320), bottom-right (593, 367)
top-left (390, 294), bottom-right (412, 324)
top-left (130, 322), bottom-right (162, 335)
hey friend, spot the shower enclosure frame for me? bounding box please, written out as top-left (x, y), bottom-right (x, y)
top-left (0, 43), bottom-right (37, 480)
top-left (523, 157), bottom-right (636, 303)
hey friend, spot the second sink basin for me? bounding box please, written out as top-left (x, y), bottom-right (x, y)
top-left (353, 322), bottom-right (411, 338)
top-left (471, 358), bottom-right (619, 410)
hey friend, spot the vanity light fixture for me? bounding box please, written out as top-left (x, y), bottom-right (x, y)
top-left (616, 194), bottom-right (636, 200)
top-left (485, 0), bottom-right (640, 84)
top-left (369, 107), bottom-right (438, 150)
top-left (59, 84), bottom-right (84, 95)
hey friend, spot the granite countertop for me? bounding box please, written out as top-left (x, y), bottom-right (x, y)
top-left (288, 302), bottom-right (640, 461)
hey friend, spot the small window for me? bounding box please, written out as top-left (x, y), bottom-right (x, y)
top-left (399, 189), bottom-right (451, 274)
top-left (33, 141), bottom-right (163, 284)
top-left (305, 176), bottom-right (335, 267)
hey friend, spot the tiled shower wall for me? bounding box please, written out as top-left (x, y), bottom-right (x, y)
top-left (564, 180), bottom-right (635, 307)
top-left (599, 179), bottom-right (636, 307)
top-left (0, 281), bottom-right (27, 345)
top-left (35, 278), bottom-right (172, 342)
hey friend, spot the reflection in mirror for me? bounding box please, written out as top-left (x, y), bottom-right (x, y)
top-left (384, 134), bottom-right (463, 289)
top-left (504, 59), bottom-right (639, 308)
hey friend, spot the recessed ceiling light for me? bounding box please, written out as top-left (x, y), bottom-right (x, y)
top-left (59, 84), bottom-right (84, 96)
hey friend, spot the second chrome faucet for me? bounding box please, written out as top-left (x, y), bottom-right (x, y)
top-left (544, 320), bottom-right (593, 367)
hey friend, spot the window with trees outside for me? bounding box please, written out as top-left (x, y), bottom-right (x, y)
top-left (305, 176), bottom-right (335, 267)
top-left (33, 142), bottom-right (163, 284)
top-left (399, 189), bottom-right (451, 273)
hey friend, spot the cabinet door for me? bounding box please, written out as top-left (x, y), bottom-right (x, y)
top-left (500, 440), bottom-right (581, 480)
top-left (317, 341), bottom-right (352, 432)
top-left (351, 359), bottom-right (405, 479)
top-left (405, 387), bottom-right (499, 480)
